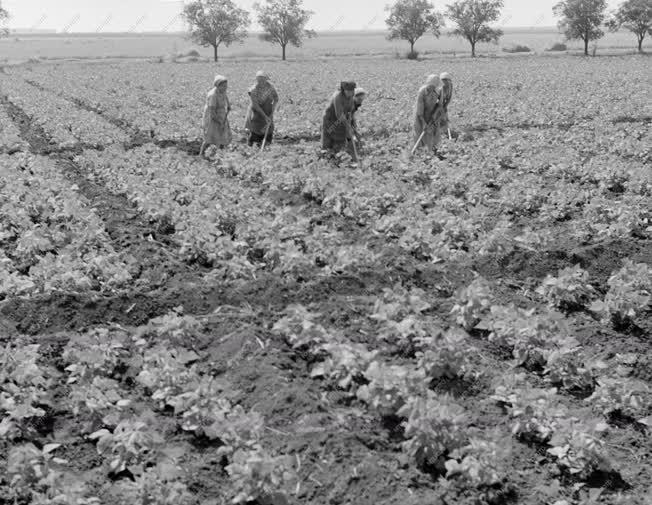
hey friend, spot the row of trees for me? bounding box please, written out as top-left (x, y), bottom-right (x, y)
top-left (0, 1), bottom-right (9, 37)
top-left (0, 0), bottom-right (649, 58)
top-left (184, 0), bottom-right (651, 61)
top-left (387, 0), bottom-right (652, 57)
top-left (183, 0), bottom-right (314, 61)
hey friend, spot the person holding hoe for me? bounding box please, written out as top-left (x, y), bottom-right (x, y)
top-left (199, 75), bottom-right (232, 158)
top-left (245, 70), bottom-right (279, 148)
top-left (321, 81), bottom-right (357, 154)
top-left (412, 74), bottom-right (446, 158)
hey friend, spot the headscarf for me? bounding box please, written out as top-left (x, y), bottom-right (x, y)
top-left (425, 74), bottom-right (441, 88)
top-left (255, 70), bottom-right (270, 81)
top-left (213, 75), bottom-right (227, 87)
top-left (440, 72), bottom-right (452, 81)
top-left (354, 87), bottom-right (367, 97)
top-left (340, 81), bottom-right (356, 92)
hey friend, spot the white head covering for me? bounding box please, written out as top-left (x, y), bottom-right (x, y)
top-left (255, 70), bottom-right (270, 80)
top-left (426, 74), bottom-right (440, 88)
top-left (213, 75), bottom-right (227, 87)
top-left (354, 87), bottom-right (367, 97)
top-left (440, 72), bottom-right (452, 81)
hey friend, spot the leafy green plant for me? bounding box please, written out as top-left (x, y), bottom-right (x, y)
top-left (587, 376), bottom-right (651, 421)
top-left (119, 467), bottom-right (196, 505)
top-left (477, 305), bottom-right (576, 370)
top-left (89, 415), bottom-right (164, 476)
top-left (544, 349), bottom-right (598, 395)
top-left (536, 265), bottom-right (595, 311)
top-left (444, 437), bottom-right (508, 487)
top-left (226, 449), bottom-right (296, 505)
top-left (450, 276), bottom-right (493, 330)
top-left (547, 420), bottom-right (612, 480)
top-left (136, 345), bottom-right (201, 409)
top-left (170, 377), bottom-right (263, 453)
top-left (7, 443), bottom-right (100, 504)
top-left (417, 328), bottom-right (476, 381)
top-left (136, 307), bottom-right (203, 344)
top-left (272, 304), bottom-right (338, 351)
top-left (67, 376), bottom-right (132, 429)
top-left (398, 393), bottom-right (467, 470)
top-left (493, 384), bottom-right (566, 443)
top-left (310, 342), bottom-right (379, 392)
top-left (63, 328), bottom-right (131, 382)
top-left (0, 344), bottom-right (54, 440)
top-left (357, 362), bottom-right (426, 417)
top-left (590, 260), bottom-right (652, 327)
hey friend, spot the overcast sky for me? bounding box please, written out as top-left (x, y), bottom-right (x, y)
top-left (2, 0), bottom-right (625, 32)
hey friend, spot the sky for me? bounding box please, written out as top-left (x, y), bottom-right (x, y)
top-left (1, 0), bottom-right (625, 33)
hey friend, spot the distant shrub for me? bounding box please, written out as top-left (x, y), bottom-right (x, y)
top-left (407, 50), bottom-right (419, 60)
top-left (547, 42), bottom-right (568, 52)
top-left (503, 44), bottom-right (532, 53)
top-left (184, 49), bottom-right (200, 58)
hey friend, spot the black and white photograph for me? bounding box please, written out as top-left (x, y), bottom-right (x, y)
top-left (0, 0), bottom-right (650, 503)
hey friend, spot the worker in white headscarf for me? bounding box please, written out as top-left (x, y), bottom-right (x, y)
top-left (245, 70), bottom-right (279, 147)
top-left (412, 74), bottom-right (443, 153)
top-left (199, 75), bottom-right (232, 158)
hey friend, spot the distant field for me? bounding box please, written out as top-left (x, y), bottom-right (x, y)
top-left (1, 28), bottom-right (649, 62)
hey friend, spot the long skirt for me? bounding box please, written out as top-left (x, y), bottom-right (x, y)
top-left (203, 109), bottom-right (232, 146)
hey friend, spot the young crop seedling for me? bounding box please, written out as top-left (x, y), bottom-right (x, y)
top-left (226, 448), bottom-right (296, 505)
top-left (444, 437), bottom-right (508, 488)
top-left (89, 416), bottom-right (164, 476)
top-left (398, 393), bottom-right (467, 471)
top-left (493, 383), bottom-right (566, 444)
top-left (451, 276), bottom-right (493, 331)
top-left (590, 259), bottom-right (652, 328)
top-left (7, 442), bottom-right (100, 504)
top-left (357, 362), bottom-right (427, 418)
top-left (310, 342), bottom-right (379, 392)
top-left (547, 420), bottom-right (612, 481)
top-left (272, 304), bottom-right (340, 352)
top-left (417, 328), bottom-right (476, 381)
top-left (536, 265), bottom-right (595, 311)
top-left (0, 344), bottom-right (54, 440)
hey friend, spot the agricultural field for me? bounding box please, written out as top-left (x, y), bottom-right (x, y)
top-left (0, 55), bottom-right (651, 505)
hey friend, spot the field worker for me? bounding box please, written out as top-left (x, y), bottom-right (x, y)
top-left (412, 74), bottom-right (444, 155)
top-left (199, 75), bottom-right (232, 158)
top-left (245, 70), bottom-right (279, 147)
top-left (321, 81), bottom-right (357, 152)
top-left (436, 72), bottom-right (453, 147)
top-left (351, 87), bottom-right (367, 141)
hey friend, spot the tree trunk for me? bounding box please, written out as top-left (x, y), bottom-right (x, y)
top-left (584, 37), bottom-right (589, 56)
top-left (638, 34), bottom-right (644, 53)
top-left (471, 40), bottom-right (476, 57)
top-left (282, 44), bottom-right (286, 61)
top-left (410, 41), bottom-right (415, 53)
top-left (213, 44), bottom-right (218, 62)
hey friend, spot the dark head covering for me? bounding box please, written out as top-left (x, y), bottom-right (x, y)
top-left (340, 81), bottom-right (356, 92)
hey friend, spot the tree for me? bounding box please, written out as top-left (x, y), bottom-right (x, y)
top-left (554, 0), bottom-right (608, 56)
top-left (0, 1), bottom-right (9, 37)
top-left (255, 0), bottom-right (315, 60)
top-left (446, 0), bottom-right (504, 57)
top-left (385, 0), bottom-right (444, 55)
top-left (182, 0), bottom-right (250, 62)
top-left (606, 0), bottom-right (652, 52)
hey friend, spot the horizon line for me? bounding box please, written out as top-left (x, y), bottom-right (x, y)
top-left (7, 26), bottom-right (562, 35)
